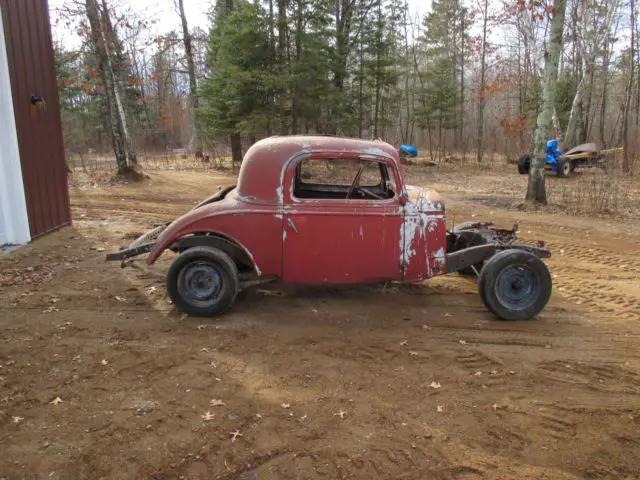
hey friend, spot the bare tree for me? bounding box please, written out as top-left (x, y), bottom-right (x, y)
top-left (622, 0), bottom-right (635, 172)
top-left (564, 0), bottom-right (618, 147)
top-left (476, 0), bottom-right (488, 162)
top-left (84, 0), bottom-right (138, 175)
top-left (176, 0), bottom-right (201, 157)
top-left (526, 0), bottom-right (567, 203)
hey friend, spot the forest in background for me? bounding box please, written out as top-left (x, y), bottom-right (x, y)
top-left (52, 0), bottom-right (638, 173)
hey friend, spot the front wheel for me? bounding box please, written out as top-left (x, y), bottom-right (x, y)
top-left (166, 246), bottom-right (239, 317)
top-left (478, 249), bottom-right (552, 321)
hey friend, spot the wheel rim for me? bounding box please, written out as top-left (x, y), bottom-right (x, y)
top-left (495, 265), bottom-right (540, 311)
top-left (563, 162), bottom-right (570, 175)
top-left (177, 261), bottom-right (223, 307)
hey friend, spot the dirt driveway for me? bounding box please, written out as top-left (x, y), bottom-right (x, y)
top-left (1, 167), bottom-right (639, 479)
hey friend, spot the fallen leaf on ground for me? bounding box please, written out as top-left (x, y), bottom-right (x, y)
top-left (422, 324), bottom-right (432, 330)
top-left (429, 381), bottom-right (441, 389)
top-left (43, 306), bottom-right (59, 313)
top-left (492, 403), bottom-right (508, 411)
top-left (442, 313), bottom-right (452, 317)
top-left (459, 340), bottom-right (467, 345)
top-left (114, 296), bottom-right (127, 303)
top-left (200, 348), bottom-right (210, 353)
top-left (197, 325), bottom-right (207, 330)
top-left (334, 410), bottom-right (347, 419)
top-left (100, 359), bottom-right (108, 365)
top-left (400, 340), bottom-right (408, 346)
top-left (12, 416), bottom-right (24, 424)
top-left (230, 430), bottom-right (243, 442)
top-left (474, 371), bottom-right (482, 376)
top-left (210, 399), bottom-right (225, 407)
top-left (49, 397), bottom-right (63, 406)
top-left (281, 403), bottom-right (291, 409)
top-left (201, 411), bottom-right (215, 421)
top-left (409, 351), bottom-right (419, 357)
top-left (437, 405), bottom-right (444, 413)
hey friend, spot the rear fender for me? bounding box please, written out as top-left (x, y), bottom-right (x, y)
top-left (169, 233), bottom-right (254, 271)
top-left (147, 229), bottom-right (259, 275)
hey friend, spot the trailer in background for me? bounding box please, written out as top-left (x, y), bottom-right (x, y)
top-left (517, 141), bottom-right (624, 178)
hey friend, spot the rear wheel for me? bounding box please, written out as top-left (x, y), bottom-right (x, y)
top-left (167, 246), bottom-right (239, 317)
top-left (517, 154), bottom-right (531, 175)
top-left (478, 249), bottom-right (552, 321)
top-left (557, 158), bottom-right (571, 178)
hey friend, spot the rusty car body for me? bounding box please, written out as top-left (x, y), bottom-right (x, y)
top-left (107, 136), bottom-right (552, 321)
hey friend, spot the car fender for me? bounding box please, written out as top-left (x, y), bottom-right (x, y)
top-left (146, 207), bottom-right (257, 270)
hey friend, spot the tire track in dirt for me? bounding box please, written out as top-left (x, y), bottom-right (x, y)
top-left (536, 360), bottom-right (640, 395)
top-left (496, 221), bottom-right (640, 325)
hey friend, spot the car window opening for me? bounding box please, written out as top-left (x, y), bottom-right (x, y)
top-left (293, 158), bottom-right (396, 200)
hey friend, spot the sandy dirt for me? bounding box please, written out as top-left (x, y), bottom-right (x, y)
top-left (1, 165), bottom-right (639, 479)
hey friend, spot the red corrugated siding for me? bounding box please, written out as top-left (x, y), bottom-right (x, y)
top-left (1, 0), bottom-right (71, 238)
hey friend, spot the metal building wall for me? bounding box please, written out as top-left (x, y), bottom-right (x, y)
top-left (0, 0), bottom-right (71, 238)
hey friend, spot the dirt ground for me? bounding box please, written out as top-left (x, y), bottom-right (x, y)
top-left (1, 164), bottom-right (639, 479)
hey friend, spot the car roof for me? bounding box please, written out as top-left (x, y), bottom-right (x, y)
top-left (236, 135), bottom-right (399, 204)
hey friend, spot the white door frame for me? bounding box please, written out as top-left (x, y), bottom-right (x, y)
top-left (0, 6), bottom-right (31, 245)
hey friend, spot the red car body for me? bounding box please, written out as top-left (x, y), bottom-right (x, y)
top-left (147, 136), bottom-right (447, 284)
top-left (108, 135), bottom-right (551, 321)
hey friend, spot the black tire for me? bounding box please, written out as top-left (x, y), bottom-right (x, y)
top-left (517, 154), bottom-right (531, 175)
top-left (557, 158), bottom-right (571, 178)
top-left (478, 249), bottom-right (552, 321)
top-left (166, 246), bottom-right (239, 317)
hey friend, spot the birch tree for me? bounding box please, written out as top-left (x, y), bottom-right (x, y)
top-left (564, 0), bottom-right (618, 147)
top-left (526, 0), bottom-right (567, 203)
top-left (84, 0), bottom-right (138, 176)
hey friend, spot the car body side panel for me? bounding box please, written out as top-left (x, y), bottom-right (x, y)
top-left (402, 185), bottom-right (446, 281)
top-left (282, 204), bottom-right (403, 284)
top-left (281, 151), bottom-right (403, 284)
top-left (147, 194), bottom-right (283, 276)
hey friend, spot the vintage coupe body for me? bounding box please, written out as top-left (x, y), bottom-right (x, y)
top-left (108, 136), bottom-right (552, 321)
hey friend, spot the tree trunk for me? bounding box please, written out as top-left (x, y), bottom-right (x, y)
top-left (373, 0), bottom-right (382, 138)
top-left (291, 0), bottom-right (303, 135)
top-left (622, 0), bottom-right (635, 172)
top-left (584, 64), bottom-right (595, 141)
top-left (459, 8), bottom-right (464, 149)
top-left (178, 0), bottom-right (201, 157)
top-left (85, 0), bottom-right (137, 175)
top-left (357, 18), bottom-right (364, 138)
top-left (564, 70), bottom-right (585, 148)
top-left (277, 0), bottom-right (287, 134)
top-left (600, 35), bottom-right (610, 146)
top-left (476, 0), bottom-right (488, 162)
top-left (230, 133), bottom-right (243, 168)
top-left (526, 0), bottom-right (566, 203)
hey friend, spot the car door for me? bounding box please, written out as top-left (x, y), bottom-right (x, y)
top-left (282, 155), bottom-right (403, 284)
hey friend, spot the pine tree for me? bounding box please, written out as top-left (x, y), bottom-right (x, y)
top-left (199, 0), bottom-right (276, 166)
